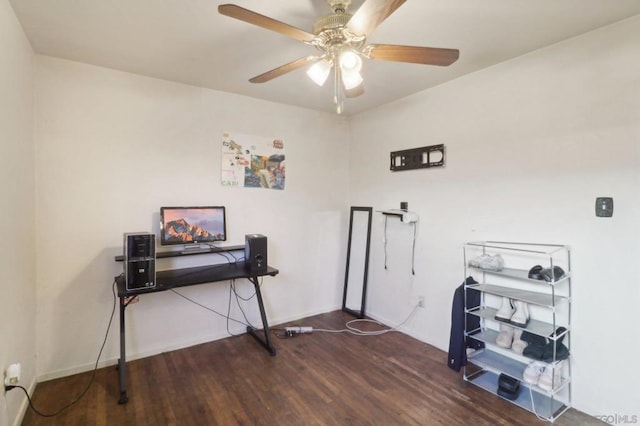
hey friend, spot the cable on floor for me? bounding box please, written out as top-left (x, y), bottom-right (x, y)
top-left (315, 306), bottom-right (419, 336)
top-left (276, 306), bottom-right (420, 338)
top-left (8, 274), bottom-right (121, 417)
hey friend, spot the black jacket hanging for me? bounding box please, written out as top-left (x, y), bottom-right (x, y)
top-left (447, 276), bottom-right (483, 372)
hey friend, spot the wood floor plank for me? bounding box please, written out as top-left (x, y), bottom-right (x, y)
top-left (22, 310), bottom-right (601, 425)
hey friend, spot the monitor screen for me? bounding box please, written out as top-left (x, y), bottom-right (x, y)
top-left (160, 206), bottom-right (226, 245)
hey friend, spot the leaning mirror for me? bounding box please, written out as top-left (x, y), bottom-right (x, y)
top-left (342, 206), bottom-right (372, 318)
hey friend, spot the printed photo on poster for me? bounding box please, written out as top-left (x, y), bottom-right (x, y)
top-left (221, 133), bottom-right (285, 190)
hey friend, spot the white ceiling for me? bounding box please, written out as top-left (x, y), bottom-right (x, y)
top-left (10, 0), bottom-right (640, 115)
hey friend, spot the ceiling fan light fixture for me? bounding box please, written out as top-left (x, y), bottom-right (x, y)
top-left (339, 50), bottom-right (362, 73)
top-left (219, 1), bottom-right (459, 115)
top-left (307, 58), bottom-right (333, 86)
top-left (341, 69), bottom-right (363, 90)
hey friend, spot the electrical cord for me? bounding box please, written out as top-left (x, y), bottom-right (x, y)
top-left (383, 215), bottom-right (418, 275)
top-left (230, 279), bottom-right (256, 302)
top-left (7, 274), bottom-right (121, 417)
top-left (230, 280), bottom-right (257, 327)
top-left (226, 279), bottom-right (261, 335)
top-left (215, 250), bottom-right (236, 264)
top-left (410, 221), bottom-right (418, 275)
top-left (170, 264), bottom-right (261, 337)
top-left (223, 249), bottom-right (244, 263)
top-left (384, 215), bottom-right (389, 270)
top-left (159, 245), bottom-right (257, 341)
top-left (529, 385), bottom-right (551, 422)
top-left (277, 306), bottom-right (420, 338)
top-left (204, 244), bottom-right (244, 263)
top-left (226, 280), bottom-right (243, 336)
top-left (170, 287), bottom-right (251, 330)
top-left (316, 306), bottom-right (419, 336)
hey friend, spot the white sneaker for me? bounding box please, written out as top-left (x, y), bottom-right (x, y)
top-left (538, 361), bottom-right (564, 392)
top-left (510, 301), bottom-right (530, 327)
top-left (469, 254), bottom-right (504, 271)
top-left (495, 297), bottom-right (515, 322)
top-left (523, 361), bottom-right (546, 385)
top-left (495, 324), bottom-right (514, 349)
top-left (511, 328), bottom-right (528, 355)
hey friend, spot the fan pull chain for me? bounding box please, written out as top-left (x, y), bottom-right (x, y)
top-left (334, 58), bottom-right (344, 114)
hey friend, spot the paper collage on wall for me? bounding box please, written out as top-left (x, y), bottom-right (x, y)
top-left (221, 132), bottom-right (285, 190)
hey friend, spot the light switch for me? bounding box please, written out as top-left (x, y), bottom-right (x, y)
top-left (595, 197), bottom-right (613, 217)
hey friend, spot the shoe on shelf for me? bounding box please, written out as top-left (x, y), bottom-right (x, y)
top-left (521, 331), bottom-right (547, 346)
top-left (496, 324), bottom-right (515, 349)
top-left (538, 360), bottom-right (564, 391)
top-left (541, 327), bottom-right (570, 362)
top-left (522, 361), bottom-right (546, 385)
top-left (510, 301), bottom-right (530, 327)
top-left (511, 328), bottom-right (528, 355)
top-left (469, 254), bottom-right (505, 271)
top-left (495, 297), bottom-right (515, 323)
top-left (523, 342), bottom-right (546, 360)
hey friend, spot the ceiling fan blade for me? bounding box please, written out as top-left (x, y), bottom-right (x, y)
top-left (347, 0), bottom-right (406, 36)
top-left (218, 4), bottom-right (315, 42)
top-left (249, 57), bottom-right (318, 83)
top-left (367, 44), bottom-right (459, 66)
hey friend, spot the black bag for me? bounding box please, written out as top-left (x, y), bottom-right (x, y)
top-left (497, 374), bottom-right (520, 401)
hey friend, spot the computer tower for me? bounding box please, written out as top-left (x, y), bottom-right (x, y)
top-left (124, 233), bottom-right (156, 291)
top-left (245, 234), bottom-right (267, 273)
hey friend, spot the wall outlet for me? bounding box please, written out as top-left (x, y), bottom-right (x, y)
top-left (4, 363), bottom-right (21, 386)
top-left (417, 296), bottom-right (425, 308)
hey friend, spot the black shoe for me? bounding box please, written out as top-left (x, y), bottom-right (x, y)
top-left (541, 327), bottom-right (570, 362)
top-left (523, 343), bottom-right (545, 360)
top-left (540, 266), bottom-right (565, 282)
top-left (521, 331), bottom-right (547, 346)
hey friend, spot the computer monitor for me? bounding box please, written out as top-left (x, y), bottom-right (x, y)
top-left (160, 206), bottom-right (226, 245)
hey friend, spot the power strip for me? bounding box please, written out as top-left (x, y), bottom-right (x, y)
top-left (284, 326), bottom-right (313, 336)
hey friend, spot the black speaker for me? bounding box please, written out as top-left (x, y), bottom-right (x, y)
top-left (245, 234), bottom-right (267, 273)
top-left (124, 233), bottom-right (156, 291)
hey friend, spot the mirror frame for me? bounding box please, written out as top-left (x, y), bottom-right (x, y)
top-left (342, 206), bottom-right (373, 318)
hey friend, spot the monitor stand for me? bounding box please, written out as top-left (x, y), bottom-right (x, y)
top-left (180, 244), bottom-right (209, 254)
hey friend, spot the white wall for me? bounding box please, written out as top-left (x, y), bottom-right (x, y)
top-left (33, 56), bottom-right (350, 379)
top-left (349, 16), bottom-right (640, 416)
top-left (0, 1), bottom-right (36, 425)
top-left (11, 3), bottom-right (640, 420)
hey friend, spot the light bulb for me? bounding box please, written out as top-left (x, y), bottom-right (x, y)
top-left (306, 59), bottom-right (332, 86)
top-left (339, 50), bottom-right (362, 73)
top-left (341, 70), bottom-right (363, 90)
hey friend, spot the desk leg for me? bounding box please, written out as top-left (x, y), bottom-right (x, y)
top-left (246, 277), bottom-right (276, 356)
top-left (117, 296), bottom-right (129, 404)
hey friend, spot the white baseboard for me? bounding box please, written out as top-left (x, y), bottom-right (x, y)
top-left (363, 310), bottom-right (446, 353)
top-left (10, 377), bottom-right (36, 426)
top-left (37, 304), bottom-right (342, 383)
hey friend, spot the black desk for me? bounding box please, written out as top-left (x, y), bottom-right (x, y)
top-left (115, 260), bottom-right (279, 404)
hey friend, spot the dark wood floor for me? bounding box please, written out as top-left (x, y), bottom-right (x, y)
top-left (23, 310), bottom-right (599, 425)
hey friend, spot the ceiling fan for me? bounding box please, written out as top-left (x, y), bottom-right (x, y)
top-left (218, 0), bottom-right (459, 114)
